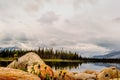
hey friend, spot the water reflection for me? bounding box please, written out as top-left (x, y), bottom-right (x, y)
top-left (0, 61), bottom-right (120, 72)
top-left (45, 61), bottom-right (120, 72)
top-left (94, 62), bottom-right (120, 69)
top-left (0, 61), bottom-right (11, 67)
top-left (45, 62), bottom-right (82, 71)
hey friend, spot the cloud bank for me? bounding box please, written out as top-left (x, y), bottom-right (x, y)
top-left (0, 0), bottom-right (120, 57)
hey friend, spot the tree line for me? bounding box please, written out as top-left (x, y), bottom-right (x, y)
top-left (81, 57), bottom-right (120, 63)
top-left (0, 48), bottom-right (82, 60)
top-left (0, 48), bottom-right (120, 62)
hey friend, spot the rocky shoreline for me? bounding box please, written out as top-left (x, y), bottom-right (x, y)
top-left (0, 52), bottom-right (119, 80)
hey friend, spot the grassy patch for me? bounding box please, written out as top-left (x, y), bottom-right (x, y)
top-left (43, 59), bottom-right (81, 62)
top-left (0, 58), bottom-right (14, 61)
top-left (0, 58), bottom-right (82, 62)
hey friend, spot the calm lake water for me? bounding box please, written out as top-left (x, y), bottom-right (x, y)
top-left (45, 62), bottom-right (120, 72)
top-left (0, 61), bottom-right (120, 72)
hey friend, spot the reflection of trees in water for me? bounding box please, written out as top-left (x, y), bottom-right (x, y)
top-left (45, 61), bottom-right (120, 70)
top-left (94, 62), bottom-right (120, 69)
top-left (45, 62), bottom-right (82, 70)
top-left (0, 61), bottom-right (11, 67)
top-left (1, 61), bottom-right (120, 70)
top-left (0, 61), bottom-right (82, 70)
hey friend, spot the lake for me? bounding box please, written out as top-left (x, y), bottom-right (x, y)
top-left (45, 61), bottom-right (120, 72)
top-left (0, 61), bottom-right (120, 72)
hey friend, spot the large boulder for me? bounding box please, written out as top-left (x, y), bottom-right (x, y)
top-left (0, 67), bottom-right (41, 80)
top-left (7, 52), bottom-right (54, 80)
top-left (7, 52), bottom-right (45, 70)
top-left (83, 69), bottom-right (99, 75)
top-left (27, 63), bottom-right (54, 80)
top-left (74, 72), bottom-right (97, 80)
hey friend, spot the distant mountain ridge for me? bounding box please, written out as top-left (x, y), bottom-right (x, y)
top-left (93, 51), bottom-right (120, 59)
top-left (0, 46), bottom-right (21, 51)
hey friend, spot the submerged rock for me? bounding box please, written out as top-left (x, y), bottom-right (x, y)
top-left (0, 67), bottom-right (41, 80)
top-left (7, 52), bottom-right (45, 70)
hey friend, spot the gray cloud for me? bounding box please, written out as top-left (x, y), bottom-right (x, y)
top-left (1, 35), bottom-right (12, 42)
top-left (38, 11), bottom-right (59, 25)
top-left (93, 39), bottom-right (120, 51)
top-left (0, 0), bottom-right (120, 56)
top-left (73, 0), bottom-right (97, 9)
top-left (24, 0), bottom-right (42, 12)
top-left (112, 17), bottom-right (120, 23)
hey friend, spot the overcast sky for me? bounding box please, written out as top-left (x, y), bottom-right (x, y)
top-left (0, 0), bottom-right (120, 57)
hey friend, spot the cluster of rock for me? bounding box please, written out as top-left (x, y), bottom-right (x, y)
top-left (0, 67), bottom-right (40, 80)
top-left (0, 52), bottom-right (119, 80)
top-left (53, 67), bottom-right (120, 80)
